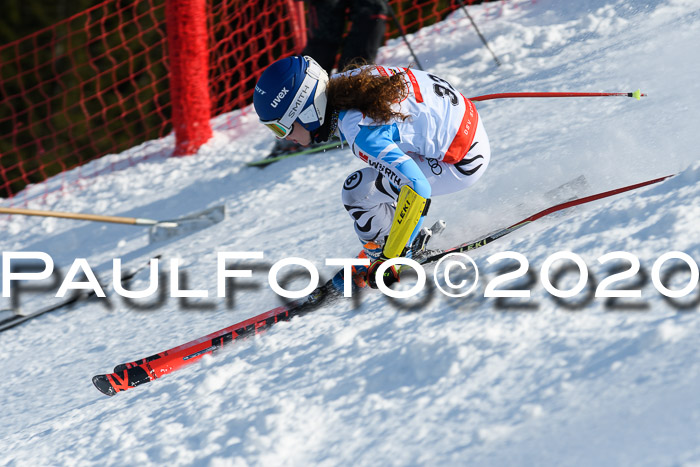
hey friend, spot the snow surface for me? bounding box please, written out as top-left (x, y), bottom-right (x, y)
top-left (2, 0), bottom-right (700, 465)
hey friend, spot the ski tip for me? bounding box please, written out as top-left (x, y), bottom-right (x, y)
top-left (92, 374), bottom-right (117, 397)
top-left (246, 161), bottom-right (271, 168)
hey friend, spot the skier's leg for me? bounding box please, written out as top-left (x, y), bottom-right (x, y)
top-left (339, 167), bottom-right (401, 290)
top-left (302, 0), bottom-right (346, 73)
top-left (341, 167), bottom-right (399, 245)
top-left (338, 0), bottom-right (388, 70)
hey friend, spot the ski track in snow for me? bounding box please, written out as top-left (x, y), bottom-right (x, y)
top-left (1, 0), bottom-right (700, 465)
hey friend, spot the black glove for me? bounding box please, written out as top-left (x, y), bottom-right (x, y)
top-left (366, 256), bottom-right (401, 289)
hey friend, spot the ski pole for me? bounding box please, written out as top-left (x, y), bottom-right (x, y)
top-left (0, 206), bottom-right (178, 228)
top-left (427, 174), bottom-right (673, 262)
top-left (383, 0), bottom-right (424, 70)
top-left (456, 0), bottom-right (501, 67)
top-left (469, 90), bottom-right (646, 101)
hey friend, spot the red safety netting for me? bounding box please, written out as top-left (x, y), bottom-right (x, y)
top-left (0, 0), bottom-right (170, 201)
top-left (206, 0), bottom-right (305, 128)
top-left (0, 0), bottom-right (526, 203)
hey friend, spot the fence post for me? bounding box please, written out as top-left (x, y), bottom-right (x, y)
top-left (166, 0), bottom-right (213, 156)
top-left (287, 0), bottom-right (307, 53)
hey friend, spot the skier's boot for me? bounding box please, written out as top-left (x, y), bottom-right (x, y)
top-left (410, 220), bottom-right (446, 259)
top-left (331, 220), bottom-right (446, 294)
top-left (331, 241), bottom-right (382, 292)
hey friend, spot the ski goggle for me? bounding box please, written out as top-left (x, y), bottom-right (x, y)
top-left (261, 120), bottom-right (293, 139)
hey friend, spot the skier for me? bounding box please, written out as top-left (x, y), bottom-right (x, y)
top-left (253, 56), bottom-right (490, 289)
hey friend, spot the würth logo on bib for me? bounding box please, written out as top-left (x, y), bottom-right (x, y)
top-left (271, 87), bottom-right (289, 108)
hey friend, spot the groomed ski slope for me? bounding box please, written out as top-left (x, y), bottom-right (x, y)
top-left (2, 0), bottom-right (700, 464)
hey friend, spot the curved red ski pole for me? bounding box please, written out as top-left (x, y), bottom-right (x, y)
top-left (469, 90), bottom-right (646, 101)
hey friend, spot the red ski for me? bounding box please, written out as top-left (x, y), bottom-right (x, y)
top-left (93, 174), bottom-right (671, 396)
top-left (92, 288), bottom-right (332, 396)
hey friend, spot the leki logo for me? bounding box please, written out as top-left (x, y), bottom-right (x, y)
top-left (271, 87), bottom-right (289, 108)
top-left (397, 199), bottom-right (411, 224)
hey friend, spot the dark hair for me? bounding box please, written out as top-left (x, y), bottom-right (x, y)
top-left (326, 64), bottom-right (411, 123)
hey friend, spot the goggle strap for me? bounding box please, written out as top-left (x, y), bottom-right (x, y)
top-left (278, 71), bottom-right (317, 128)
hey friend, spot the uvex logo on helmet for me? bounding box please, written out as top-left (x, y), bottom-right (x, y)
top-left (271, 87), bottom-right (289, 108)
top-left (287, 83), bottom-right (311, 118)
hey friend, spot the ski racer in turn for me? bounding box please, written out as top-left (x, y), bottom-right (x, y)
top-left (253, 56), bottom-right (490, 289)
